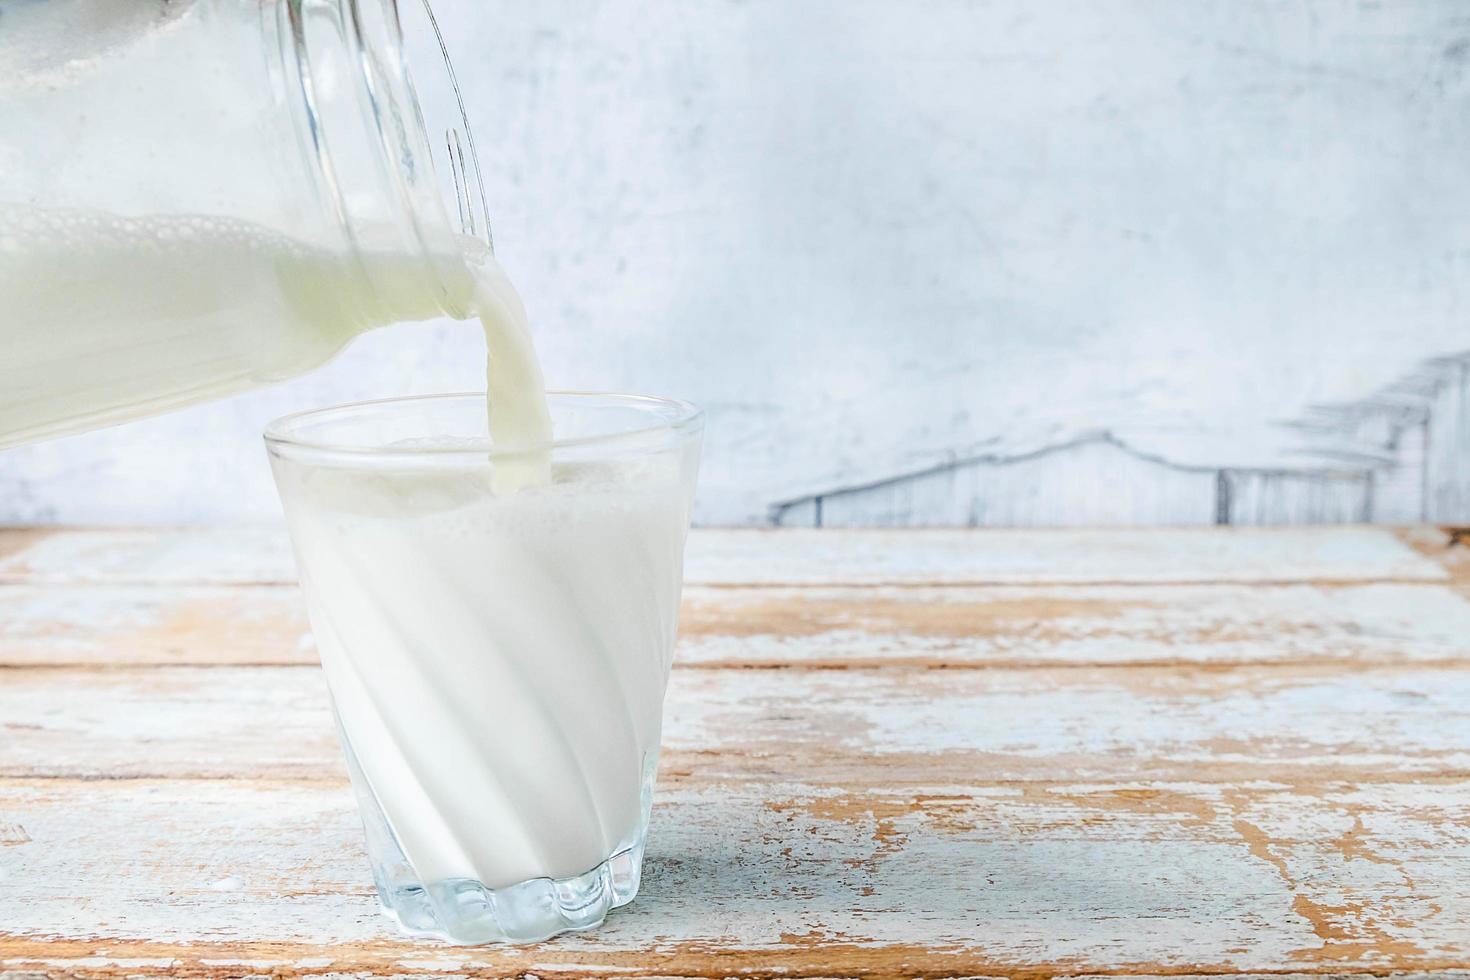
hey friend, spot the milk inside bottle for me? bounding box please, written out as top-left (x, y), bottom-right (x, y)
top-left (0, 0), bottom-right (523, 449)
top-left (0, 207), bottom-right (551, 466)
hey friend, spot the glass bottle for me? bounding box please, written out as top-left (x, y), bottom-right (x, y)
top-left (0, 0), bottom-right (490, 447)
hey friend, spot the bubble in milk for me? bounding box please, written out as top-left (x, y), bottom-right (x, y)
top-left (0, 203), bottom-right (314, 259)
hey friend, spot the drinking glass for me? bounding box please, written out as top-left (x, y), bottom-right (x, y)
top-left (265, 392), bottom-right (702, 943)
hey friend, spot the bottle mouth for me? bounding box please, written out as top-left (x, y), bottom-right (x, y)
top-left (285, 0), bottom-right (494, 316)
top-left (388, 0), bottom-right (493, 252)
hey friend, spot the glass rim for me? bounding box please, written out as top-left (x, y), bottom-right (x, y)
top-left (263, 390), bottom-right (704, 460)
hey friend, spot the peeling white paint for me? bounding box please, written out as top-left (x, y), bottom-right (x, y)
top-left (1, 525), bottom-right (1446, 587)
top-left (2, 779), bottom-right (1467, 966)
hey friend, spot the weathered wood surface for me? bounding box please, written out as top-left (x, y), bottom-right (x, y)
top-left (9, 661), bottom-right (1470, 783)
top-left (2, 526), bottom-right (1469, 978)
top-left (0, 525), bottom-right (1451, 586)
top-left (7, 581), bottom-right (1470, 669)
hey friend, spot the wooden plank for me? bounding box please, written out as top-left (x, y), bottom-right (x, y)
top-left (0, 584), bottom-right (312, 666)
top-left (5, 664), bottom-right (1470, 784)
top-left (5, 580), bottom-right (1470, 669)
top-left (676, 582), bottom-right (1470, 669)
top-left (0, 526), bottom-right (295, 585)
top-left (685, 527), bottom-right (1448, 586)
top-left (0, 526), bottom-right (1449, 587)
top-left (0, 777), bottom-right (1466, 974)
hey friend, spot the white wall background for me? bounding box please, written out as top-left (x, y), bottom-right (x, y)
top-left (4, 0), bottom-right (1470, 526)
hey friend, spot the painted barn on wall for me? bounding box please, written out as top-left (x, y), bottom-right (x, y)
top-left (772, 353), bottom-right (1470, 528)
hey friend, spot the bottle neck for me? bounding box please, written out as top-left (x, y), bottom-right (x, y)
top-left (277, 0), bottom-right (490, 323)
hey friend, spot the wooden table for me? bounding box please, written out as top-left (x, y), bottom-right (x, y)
top-left (2, 525), bottom-right (1469, 979)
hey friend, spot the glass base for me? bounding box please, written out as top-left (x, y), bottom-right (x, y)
top-left (336, 710), bottom-right (655, 944)
top-left (378, 835), bottom-right (646, 945)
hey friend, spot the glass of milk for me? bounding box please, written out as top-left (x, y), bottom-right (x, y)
top-left (265, 392), bottom-right (702, 944)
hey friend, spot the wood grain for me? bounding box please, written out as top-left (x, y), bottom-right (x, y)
top-left (5, 663), bottom-right (1470, 784)
top-left (1, 777), bottom-right (1467, 975)
top-left (5, 581), bottom-right (1470, 669)
top-left (0, 526), bottom-right (294, 586)
top-left (0, 525), bottom-right (1448, 586)
top-left (1, 526), bottom-right (1468, 978)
